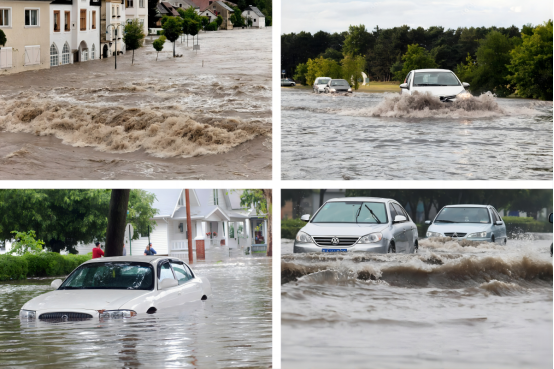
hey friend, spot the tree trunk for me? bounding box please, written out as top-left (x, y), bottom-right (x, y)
top-left (156, 51), bottom-right (158, 61)
top-left (105, 189), bottom-right (130, 257)
top-left (262, 189), bottom-right (272, 257)
top-left (132, 49), bottom-right (135, 65)
top-left (173, 41), bottom-right (175, 57)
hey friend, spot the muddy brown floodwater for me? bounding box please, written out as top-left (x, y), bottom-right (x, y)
top-left (0, 249), bottom-right (272, 368)
top-left (0, 28), bottom-right (272, 180)
top-left (281, 236), bottom-right (553, 369)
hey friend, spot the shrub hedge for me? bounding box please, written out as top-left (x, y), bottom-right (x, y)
top-left (0, 252), bottom-right (91, 281)
top-left (281, 217), bottom-right (552, 240)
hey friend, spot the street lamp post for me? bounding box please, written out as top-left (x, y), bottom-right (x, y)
top-left (106, 23), bottom-right (125, 69)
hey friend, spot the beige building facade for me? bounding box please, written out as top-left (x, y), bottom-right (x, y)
top-left (0, 0), bottom-right (52, 75)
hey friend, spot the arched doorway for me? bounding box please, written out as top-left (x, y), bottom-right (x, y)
top-left (50, 43), bottom-right (59, 67)
top-left (78, 40), bottom-right (88, 62)
top-left (62, 42), bottom-right (70, 65)
top-left (103, 44), bottom-right (109, 58)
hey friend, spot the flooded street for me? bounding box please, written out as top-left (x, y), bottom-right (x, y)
top-left (0, 250), bottom-right (272, 368)
top-left (281, 89), bottom-right (553, 180)
top-left (0, 28), bottom-right (271, 180)
top-left (281, 237), bottom-right (553, 369)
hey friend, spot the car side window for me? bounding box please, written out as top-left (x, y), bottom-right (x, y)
top-left (392, 203), bottom-right (405, 221)
top-left (158, 262), bottom-right (175, 281)
top-left (389, 203), bottom-right (398, 220)
top-left (398, 204), bottom-right (410, 221)
top-left (170, 262), bottom-right (193, 285)
top-left (492, 208), bottom-right (502, 222)
top-left (490, 209), bottom-right (500, 223)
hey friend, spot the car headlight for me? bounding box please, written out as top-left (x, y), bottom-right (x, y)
top-left (98, 310), bottom-right (137, 319)
top-left (295, 231), bottom-right (313, 243)
top-left (467, 231), bottom-right (488, 238)
top-left (456, 91), bottom-right (472, 100)
top-left (348, 88), bottom-right (352, 92)
top-left (330, 88), bottom-right (336, 92)
top-left (357, 233), bottom-right (383, 244)
top-left (426, 231), bottom-right (442, 238)
top-left (20, 310), bottom-right (36, 320)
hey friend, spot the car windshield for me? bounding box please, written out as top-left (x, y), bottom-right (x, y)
top-left (413, 72), bottom-right (460, 86)
top-left (317, 79), bottom-right (330, 85)
top-left (331, 80), bottom-right (349, 86)
top-left (59, 262), bottom-right (154, 290)
top-left (435, 207), bottom-right (490, 224)
top-left (312, 201), bottom-right (388, 224)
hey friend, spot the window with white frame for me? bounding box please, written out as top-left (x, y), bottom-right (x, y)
top-left (1, 8), bottom-right (11, 27)
top-left (91, 44), bottom-right (95, 60)
top-left (82, 48), bottom-right (88, 61)
top-left (25, 9), bottom-right (39, 26)
top-left (50, 43), bottom-right (59, 66)
top-left (62, 42), bottom-right (70, 64)
top-left (139, 0), bottom-right (145, 8)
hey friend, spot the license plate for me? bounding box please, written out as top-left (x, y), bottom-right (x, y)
top-left (322, 249), bottom-right (348, 252)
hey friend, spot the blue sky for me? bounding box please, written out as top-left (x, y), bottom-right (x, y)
top-left (282, 0), bottom-right (553, 34)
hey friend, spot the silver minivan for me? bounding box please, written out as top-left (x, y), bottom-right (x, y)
top-left (294, 197), bottom-right (418, 254)
top-left (425, 205), bottom-right (507, 244)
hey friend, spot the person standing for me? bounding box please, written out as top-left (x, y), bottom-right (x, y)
top-left (144, 243), bottom-right (157, 255)
top-left (122, 244), bottom-right (127, 256)
top-left (92, 242), bottom-right (104, 259)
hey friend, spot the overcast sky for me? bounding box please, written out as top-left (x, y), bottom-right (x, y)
top-left (282, 0), bottom-right (553, 34)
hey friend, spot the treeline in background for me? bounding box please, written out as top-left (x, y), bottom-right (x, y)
top-left (282, 21), bottom-right (553, 99)
top-left (281, 189), bottom-right (553, 239)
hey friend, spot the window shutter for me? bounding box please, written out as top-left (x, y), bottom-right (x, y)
top-left (34, 46), bottom-right (41, 65)
top-left (6, 48), bottom-right (12, 68)
top-left (24, 46), bottom-right (40, 66)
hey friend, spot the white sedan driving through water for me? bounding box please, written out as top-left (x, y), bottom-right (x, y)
top-left (400, 69), bottom-right (470, 102)
top-left (19, 256), bottom-right (211, 321)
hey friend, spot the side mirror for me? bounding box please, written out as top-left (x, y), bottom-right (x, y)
top-left (300, 214), bottom-right (310, 222)
top-left (159, 278), bottom-right (178, 290)
top-left (51, 279), bottom-right (63, 289)
top-left (462, 82), bottom-right (470, 88)
top-left (495, 220), bottom-right (503, 225)
top-left (425, 220), bottom-right (431, 225)
top-left (394, 215), bottom-right (407, 223)
top-left (549, 213), bottom-right (553, 223)
top-left (399, 83), bottom-right (408, 89)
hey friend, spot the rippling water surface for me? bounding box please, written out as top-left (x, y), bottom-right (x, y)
top-left (0, 252), bottom-right (271, 368)
top-left (281, 89), bottom-right (553, 180)
top-left (281, 237), bottom-right (553, 369)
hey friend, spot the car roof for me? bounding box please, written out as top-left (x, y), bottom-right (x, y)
top-left (444, 204), bottom-right (490, 208)
top-left (327, 197), bottom-right (393, 203)
top-left (413, 69), bottom-right (453, 73)
top-left (83, 256), bottom-right (182, 265)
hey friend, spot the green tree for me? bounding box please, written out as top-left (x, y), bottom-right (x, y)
top-left (393, 43), bottom-right (438, 82)
top-left (230, 7), bottom-right (244, 27)
top-left (0, 29), bottom-right (6, 47)
top-left (240, 189), bottom-right (272, 256)
top-left (471, 31), bottom-right (521, 97)
top-left (153, 35), bottom-right (166, 61)
top-left (188, 20), bottom-right (201, 46)
top-left (205, 21), bottom-right (218, 31)
top-left (342, 54), bottom-right (366, 89)
top-left (124, 19), bottom-right (146, 65)
top-left (200, 16), bottom-right (210, 30)
top-left (161, 15), bottom-right (182, 57)
top-left (507, 20), bottom-right (553, 100)
top-left (7, 230), bottom-right (44, 255)
top-left (304, 56), bottom-right (342, 86)
top-left (293, 62), bottom-right (308, 85)
top-left (319, 47), bottom-right (343, 62)
top-left (216, 15), bottom-right (223, 29)
top-left (127, 190), bottom-right (158, 239)
top-left (343, 24), bottom-right (373, 56)
top-left (455, 53), bottom-right (478, 88)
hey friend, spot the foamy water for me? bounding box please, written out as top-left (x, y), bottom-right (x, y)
top-left (281, 237), bottom-right (553, 369)
top-left (281, 89), bottom-right (553, 180)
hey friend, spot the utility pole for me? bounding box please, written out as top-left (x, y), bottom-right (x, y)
top-left (185, 189), bottom-right (193, 263)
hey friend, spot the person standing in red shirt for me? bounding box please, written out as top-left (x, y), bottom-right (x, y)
top-left (92, 242), bottom-right (104, 259)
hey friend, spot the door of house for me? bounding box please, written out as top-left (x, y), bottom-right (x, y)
top-left (103, 44), bottom-right (108, 58)
top-left (252, 219), bottom-right (265, 244)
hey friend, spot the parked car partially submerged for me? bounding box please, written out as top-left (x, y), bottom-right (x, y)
top-left (400, 69), bottom-right (470, 102)
top-left (324, 79), bottom-right (352, 93)
top-left (313, 77), bottom-right (331, 93)
top-left (281, 78), bottom-right (296, 86)
top-left (425, 205), bottom-right (507, 244)
top-left (19, 256), bottom-right (211, 322)
top-left (294, 197), bottom-right (418, 253)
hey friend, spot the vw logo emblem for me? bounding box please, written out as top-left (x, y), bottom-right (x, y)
top-left (331, 237), bottom-right (340, 245)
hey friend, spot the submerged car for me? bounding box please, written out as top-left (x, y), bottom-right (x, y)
top-left (19, 256), bottom-right (211, 322)
top-left (281, 78), bottom-right (296, 87)
top-left (294, 197), bottom-right (418, 253)
top-left (400, 69), bottom-right (470, 102)
top-left (324, 79), bottom-right (352, 93)
top-left (313, 77), bottom-right (331, 93)
top-left (425, 205), bottom-right (507, 244)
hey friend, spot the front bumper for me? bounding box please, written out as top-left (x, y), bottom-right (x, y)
top-left (294, 240), bottom-right (388, 253)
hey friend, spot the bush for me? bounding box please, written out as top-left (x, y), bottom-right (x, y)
top-left (503, 216), bottom-right (553, 235)
top-left (205, 21), bottom-right (218, 31)
top-left (281, 218), bottom-right (306, 239)
top-left (156, 30), bottom-right (164, 35)
top-left (0, 255), bottom-right (28, 281)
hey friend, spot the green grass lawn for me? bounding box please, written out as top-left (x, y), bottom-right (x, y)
top-left (282, 82), bottom-right (401, 94)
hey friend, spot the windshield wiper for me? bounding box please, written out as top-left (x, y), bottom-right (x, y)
top-left (435, 220), bottom-right (455, 223)
top-left (355, 205), bottom-right (362, 224)
top-left (365, 205), bottom-right (382, 224)
top-left (414, 83), bottom-right (443, 86)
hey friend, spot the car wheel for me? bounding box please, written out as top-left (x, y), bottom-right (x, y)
top-left (413, 241), bottom-right (418, 254)
top-left (387, 243), bottom-right (396, 253)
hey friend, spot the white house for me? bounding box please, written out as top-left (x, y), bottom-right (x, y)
top-left (198, 8), bottom-right (216, 22)
top-left (241, 5), bottom-right (264, 29)
top-left (100, 0), bottom-right (126, 59)
top-left (124, 0), bottom-right (148, 36)
top-left (49, 0), bottom-right (101, 67)
top-left (133, 189), bottom-right (268, 258)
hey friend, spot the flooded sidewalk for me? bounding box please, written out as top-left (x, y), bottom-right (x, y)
top-left (0, 248), bottom-right (272, 368)
top-left (0, 28), bottom-right (272, 180)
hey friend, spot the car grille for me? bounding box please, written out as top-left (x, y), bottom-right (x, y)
top-left (39, 312), bottom-right (94, 321)
top-left (444, 233), bottom-right (467, 237)
top-left (313, 237), bottom-right (359, 247)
